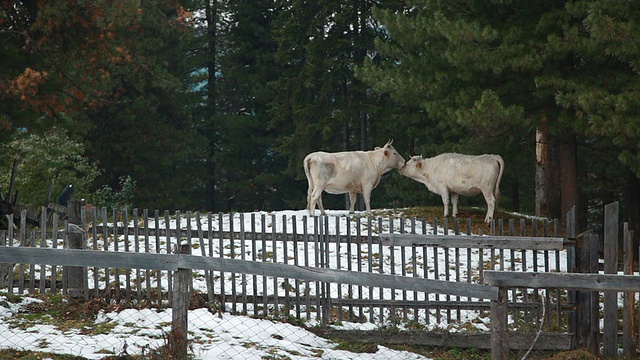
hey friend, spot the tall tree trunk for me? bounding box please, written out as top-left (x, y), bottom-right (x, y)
top-left (546, 132), bottom-right (562, 220)
top-left (626, 169), bottom-right (640, 254)
top-left (559, 131), bottom-right (578, 226)
top-left (360, 112), bottom-right (367, 151)
top-left (535, 117), bottom-right (561, 220)
top-left (512, 177), bottom-right (520, 212)
top-left (535, 123), bottom-right (548, 216)
top-left (205, 0), bottom-right (217, 211)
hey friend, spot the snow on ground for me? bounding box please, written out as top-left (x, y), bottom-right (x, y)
top-left (0, 294), bottom-right (431, 359)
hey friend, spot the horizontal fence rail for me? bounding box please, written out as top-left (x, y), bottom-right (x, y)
top-left (485, 271), bottom-right (640, 292)
top-left (379, 233), bottom-right (571, 250)
top-left (0, 246), bottom-right (499, 300)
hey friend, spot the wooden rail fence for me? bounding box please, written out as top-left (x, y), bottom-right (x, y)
top-left (1, 201), bottom-right (638, 358)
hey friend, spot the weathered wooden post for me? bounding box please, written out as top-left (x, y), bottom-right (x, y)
top-left (566, 206), bottom-right (577, 339)
top-left (575, 231), bottom-right (599, 353)
top-left (65, 199), bottom-right (87, 299)
top-left (171, 241), bottom-right (191, 358)
top-left (603, 202), bottom-right (618, 357)
top-left (491, 286), bottom-right (508, 360)
top-left (623, 223), bottom-right (636, 355)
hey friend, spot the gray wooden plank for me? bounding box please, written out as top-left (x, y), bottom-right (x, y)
top-left (484, 270), bottom-right (640, 292)
top-left (379, 233), bottom-right (567, 251)
top-left (0, 245), bottom-right (499, 300)
top-left (179, 255), bottom-right (499, 300)
top-left (0, 247), bottom-right (178, 270)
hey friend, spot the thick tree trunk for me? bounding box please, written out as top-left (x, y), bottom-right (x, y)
top-left (535, 119), bottom-right (562, 220)
top-left (626, 169), bottom-right (640, 254)
top-left (559, 132), bottom-right (578, 225)
top-left (511, 177), bottom-right (520, 212)
top-left (535, 126), bottom-right (548, 217)
top-left (547, 135), bottom-right (562, 220)
top-left (356, 112), bottom-right (367, 212)
top-left (205, 0), bottom-right (217, 211)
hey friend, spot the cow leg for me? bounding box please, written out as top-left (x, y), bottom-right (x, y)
top-left (451, 193), bottom-right (459, 217)
top-left (309, 189), bottom-right (326, 216)
top-left (317, 194), bottom-right (327, 215)
top-left (317, 196), bottom-right (325, 214)
top-left (440, 190), bottom-right (450, 217)
top-left (306, 187), bottom-right (313, 213)
top-left (362, 190), bottom-right (373, 215)
top-left (483, 190), bottom-right (496, 223)
top-left (348, 192), bottom-right (358, 213)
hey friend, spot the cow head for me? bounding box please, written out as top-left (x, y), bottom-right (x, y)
top-left (374, 139), bottom-right (405, 170)
top-left (399, 156), bottom-right (423, 175)
top-left (385, 143), bottom-right (405, 169)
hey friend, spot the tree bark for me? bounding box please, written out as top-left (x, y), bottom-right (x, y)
top-left (626, 169), bottom-right (640, 255)
top-left (535, 125), bottom-right (548, 217)
top-left (547, 133), bottom-right (562, 220)
top-left (511, 177), bottom-right (519, 212)
top-left (535, 118), bottom-right (563, 220)
top-left (559, 131), bottom-right (578, 226)
top-left (205, 0), bottom-right (217, 211)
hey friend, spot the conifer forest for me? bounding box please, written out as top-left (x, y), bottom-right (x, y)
top-left (1, 1), bottom-right (640, 234)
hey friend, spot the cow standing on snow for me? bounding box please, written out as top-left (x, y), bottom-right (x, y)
top-left (304, 140), bottom-right (406, 215)
top-left (399, 153), bottom-right (504, 222)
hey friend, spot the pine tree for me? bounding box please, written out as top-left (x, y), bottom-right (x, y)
top-left (357, 0), bottom-right (637, 220)
top-left (1, 1), bottom-right (208, 210)
top-left (548, 0), bottom-right (640, 232)
top-left (208, 0), bottom-right (290, 211)
top-left (78, 1), bottom-right (208, 209)
top-left (269, 0), bottom-right (409, 210)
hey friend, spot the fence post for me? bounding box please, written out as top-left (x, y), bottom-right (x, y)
top-left (0, 230), bottom-right (7, 288)
top-left (575, 231), bottom-right (599, 353)
top-left (603, 201), bottom-right (619, 357)
top-left (566, 206), bottom-right (578, 341)
top-left (65, 199), bottom-right (87, 299)
top-left (491, 286), bottom-right (508, 360)
top-left (623, 223), bottom-right (635, 355)
top-left (171, 242), bottom-right (190, 358)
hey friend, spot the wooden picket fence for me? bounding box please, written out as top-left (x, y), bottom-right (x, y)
top-left (0, 201), bottom-right (639, 358)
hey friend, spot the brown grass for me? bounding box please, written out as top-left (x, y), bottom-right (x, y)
top-left (375, 206), bottom-right (562, 237)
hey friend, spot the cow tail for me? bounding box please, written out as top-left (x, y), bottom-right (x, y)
top-left (303, 156), bottom-right (313, 208)
top-left (494, 155), bottom-right (504, 205)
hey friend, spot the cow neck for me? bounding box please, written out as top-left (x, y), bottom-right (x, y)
top-left (371, 149), bottom-right (387, 175)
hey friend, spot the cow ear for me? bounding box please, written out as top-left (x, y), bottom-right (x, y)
top-left (383, 149), bottom-right (389, 156)
top-left (416, 162), bottom-right (422, 169)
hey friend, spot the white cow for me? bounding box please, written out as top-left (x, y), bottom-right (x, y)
top-left (399, 153), bottom-right (504, 222)
top-left (304, 140), bottom-right (405, 215)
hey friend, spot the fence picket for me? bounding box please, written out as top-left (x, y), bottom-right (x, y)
top-left (155, 209), bottom-right (162, 306)
top-left (292, 214), bottom-right (301, 320)
top-left (251, 213), bottom-right (259, 316)
top-left (240, 213), bottom-right (248, 315)
top-left (133, 208), bottom-right (141, 301)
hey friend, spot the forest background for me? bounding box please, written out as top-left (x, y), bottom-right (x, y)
top-left (1, 0), bottom-right (639, 236)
